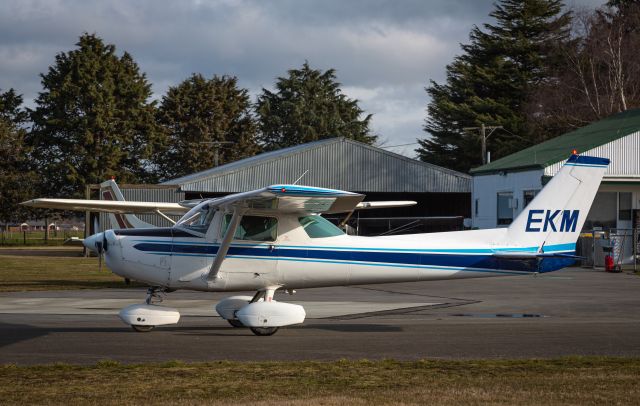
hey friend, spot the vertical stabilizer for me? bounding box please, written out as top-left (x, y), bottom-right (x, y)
top-left (506, 155), bottom-right (609, 252)
top-left (99, 180), bottom-right (155, 229)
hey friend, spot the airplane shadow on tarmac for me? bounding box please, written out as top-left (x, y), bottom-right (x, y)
top-left (0, 321), bottom-right (402, 346)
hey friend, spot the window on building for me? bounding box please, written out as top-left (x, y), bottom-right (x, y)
top-left (474, 199), bottom-right (479, 216)
top-left (222, 215), bottom-right (278, 242)
top-left (619, 192), bottom-right (632, 221)
top-left (584, 192), bottom-right (617, 230)
top-left (497, 192), bottom-right (514, 226)
top-left (523, 190), bottom-right (538, 209)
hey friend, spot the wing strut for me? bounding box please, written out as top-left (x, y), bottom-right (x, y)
top-left (207, 207), bottom-right (244, 282)
top-left (154, 209), bottom-right (176, 225)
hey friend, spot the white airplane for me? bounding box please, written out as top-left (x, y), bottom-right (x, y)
top-left (23, 154), bottom-right (608, 336)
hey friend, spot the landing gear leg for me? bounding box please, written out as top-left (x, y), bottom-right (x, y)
top-left (145, 286), bottom-right (165, 305)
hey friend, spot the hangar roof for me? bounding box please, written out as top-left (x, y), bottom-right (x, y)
top-left (163, 137), bottom-right (470, 193)
top-left (470, 108), bottom-right (640, 175)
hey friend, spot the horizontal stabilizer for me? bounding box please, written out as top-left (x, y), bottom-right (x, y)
top-left (492, 251), bottom-right (585, 260)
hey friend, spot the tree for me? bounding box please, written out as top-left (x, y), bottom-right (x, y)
top-left (0, 89), bottom-right (36, 224)
top-left (417, 0), bottom-right (571, 172)
top-left (155, 74), bottom-right (259, 180)
top-left (256, 62), bottom-right (375, 150)
top-left (0, 88), bottom-right (29, 126)
top-left (526, 1), bottom-right (640, 136)
top-left (28, 33), bottom-right (162, 198)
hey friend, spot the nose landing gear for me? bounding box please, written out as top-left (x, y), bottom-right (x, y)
top-left (119, 286), bottom-right (180, 332)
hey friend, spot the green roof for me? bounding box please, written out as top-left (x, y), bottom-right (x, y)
top-left (470, 108), bottom-right (640, 174)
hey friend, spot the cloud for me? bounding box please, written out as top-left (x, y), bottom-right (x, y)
top-left (0, 0), bottom-right (606, 155)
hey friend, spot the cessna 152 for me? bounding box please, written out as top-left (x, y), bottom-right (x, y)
top-left (22, 154), bottom-right (608, 335)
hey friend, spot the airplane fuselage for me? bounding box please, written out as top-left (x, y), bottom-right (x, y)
top-left (101, 214), bottom-right (576, 293)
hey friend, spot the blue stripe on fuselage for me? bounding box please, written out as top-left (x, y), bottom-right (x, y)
top-left (132, 242), bottom-right (576, 273)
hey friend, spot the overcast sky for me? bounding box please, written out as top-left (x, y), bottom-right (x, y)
top-left (0, 0), bottom-right (605, 157)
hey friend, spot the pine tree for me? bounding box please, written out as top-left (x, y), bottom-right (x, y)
top-left (0, 88), bottom-right (29, 126)
top-left (417, 0), bottom-right (571, 172)
top-left (156, 74), bottom-right (259, 180)
top-left (28, 33), bottom-right (162, 197)
top-left (256, 62), bottom-right (375, 150)
top-left (0, 89), bottom-right (36, 223)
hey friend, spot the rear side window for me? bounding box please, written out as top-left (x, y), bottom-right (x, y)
top-left (299, 215), bottom-right (344, 238)
top-left (222, 215), bottom-right (278, 242)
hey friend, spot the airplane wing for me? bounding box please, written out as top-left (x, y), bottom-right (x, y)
top-left (22, 192), bottom-right (412, 216)
top-left (209, 184), bottom-right (365, 214)
top-left (21, 198), bottom-right (189, 215)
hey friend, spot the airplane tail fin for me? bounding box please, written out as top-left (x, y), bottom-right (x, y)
top-left (506, 154), bottom-right (609, 252)
top-left (99, 180), bottom-right (154, 229)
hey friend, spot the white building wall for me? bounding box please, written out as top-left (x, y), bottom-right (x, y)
top-left (472, 169), bottom-right (544, 229)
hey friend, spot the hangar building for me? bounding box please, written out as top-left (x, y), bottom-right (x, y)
top-left (161, 137), bottom-right (472, 234)
top-left (470, 109), bottom-right (640, 264)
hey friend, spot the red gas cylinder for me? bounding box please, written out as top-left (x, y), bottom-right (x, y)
top-left (604, 255), bottom-right (615, 272)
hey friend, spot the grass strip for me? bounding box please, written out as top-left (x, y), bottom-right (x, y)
top-left (1, 357), bottom-right (639, 405)
top-left (0, 254), bottom-right (139, 291)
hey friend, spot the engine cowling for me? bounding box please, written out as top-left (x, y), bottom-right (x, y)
top-left (118, 304), bottom-right (180, 327)
top-left (236, 301), bottom-right (306, 328)
top-left (215, 295), bottom-right (253, 320)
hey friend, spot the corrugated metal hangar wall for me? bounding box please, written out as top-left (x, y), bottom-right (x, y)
top-left (164, 137), bottom-right (470, 194)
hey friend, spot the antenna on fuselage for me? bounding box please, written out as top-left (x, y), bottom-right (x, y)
top-left (292, 170), bottom-right (309, 185)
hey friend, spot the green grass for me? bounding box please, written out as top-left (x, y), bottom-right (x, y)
top-left (0, 254), bottom-right (139, 291)
top-left (0, 231), bottom-right (84, 246)
top-left (0, 357), bottom-right (639, 405)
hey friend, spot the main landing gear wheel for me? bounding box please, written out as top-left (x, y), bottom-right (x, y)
top-left (131, 325), bottom-right (155, 332)
top-left (250, 327), bottom-right (279, 336)
top-left (227, 319), bottom-right (245, 328)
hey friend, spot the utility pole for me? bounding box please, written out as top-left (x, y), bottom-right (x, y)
top-left (463, 123), bottom-right (503, 165)
top-left (199, 141), bottom-right (234, 167)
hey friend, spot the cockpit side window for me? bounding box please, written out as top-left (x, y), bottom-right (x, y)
top-left (222, 215), bottom-right (278, 242)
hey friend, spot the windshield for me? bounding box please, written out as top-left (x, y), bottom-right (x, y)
top-left (299, 215), bottom-right (344, 238)
top-left (176, 200), bottom-right (217, 234)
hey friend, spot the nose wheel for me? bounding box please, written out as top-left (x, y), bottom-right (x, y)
top-left (131, 325), bottom-right (154, 332)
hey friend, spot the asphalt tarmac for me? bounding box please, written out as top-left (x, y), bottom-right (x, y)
top-left (1, 267), bottom-right (639, 364)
